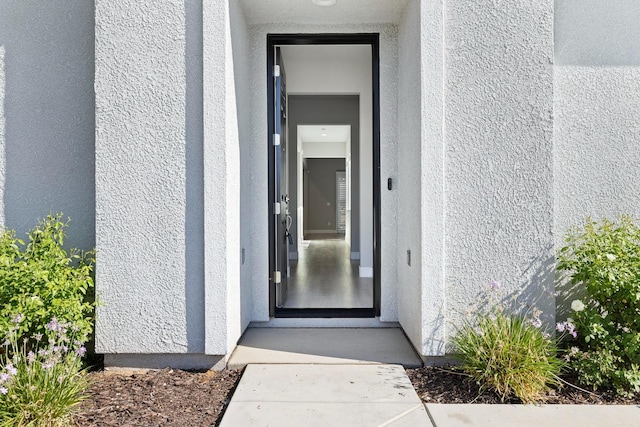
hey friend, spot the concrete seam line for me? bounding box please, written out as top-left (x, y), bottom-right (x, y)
top-left (376, 404), bottom-right (428, 427)
top-left (425, 404), bottom-right (439, 427)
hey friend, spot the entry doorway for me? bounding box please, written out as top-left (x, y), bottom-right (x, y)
top-left (267, 34), bottom-right (381, 318)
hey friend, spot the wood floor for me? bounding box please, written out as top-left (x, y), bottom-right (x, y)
top-left (284, 235), bottom-right (373, 309)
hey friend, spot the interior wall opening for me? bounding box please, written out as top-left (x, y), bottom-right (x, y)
top-left (268, 39), bottom-right (378, 317)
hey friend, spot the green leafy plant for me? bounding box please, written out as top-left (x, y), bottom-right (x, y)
top-left (557, 215), bottom-right (640, 396)
top-left (452, 282), bottom-right (565, 403)
top-left (0, 214), bottom-right (95, 343)
top-left (0, 316), bottom-right (89, 426)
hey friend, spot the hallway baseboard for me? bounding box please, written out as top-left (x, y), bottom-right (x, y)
top-left (359, 266), bottom-right (373, 277)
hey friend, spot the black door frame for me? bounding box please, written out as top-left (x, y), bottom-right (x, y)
top-left (267, 33), bottom-right (381, 318)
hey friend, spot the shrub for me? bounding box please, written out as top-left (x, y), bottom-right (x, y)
top-left (557, 215), bottom-right (640, 396)
top-left (451, 283), bottom-right (564, 403)
top-left (0, 317), bottom-right (89, 426)
top-left (0, 214), bottom-right (95, 343)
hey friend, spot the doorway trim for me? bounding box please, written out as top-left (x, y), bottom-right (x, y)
top-left (267, 33), bottom-right (381, 318)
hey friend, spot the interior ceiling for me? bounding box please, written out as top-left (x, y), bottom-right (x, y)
top-left (299, 125), bottom-right (350, 143)
top-left (239, 0), bottom-right (409, 25)
top-left (281, 45), bottom-right (371, 62)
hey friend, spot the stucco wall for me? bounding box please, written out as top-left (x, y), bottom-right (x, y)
top-left (96, 0), bottom-right (247, 362)
top-left (554, 1), bottom-right (640, 272)
top-left (444, 0), bottom-right (555, 336)
top-left (229, 0), bottom-right (253, 346)
top-left (555, 0), bottom-right (640, 66)
top-left (0, 1), bottom-right (95, 250)
top-left (397, 0), bottom-right (424, 354)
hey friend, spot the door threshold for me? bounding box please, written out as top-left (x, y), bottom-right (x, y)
top-left (275, 308), bottom-right (375, 318)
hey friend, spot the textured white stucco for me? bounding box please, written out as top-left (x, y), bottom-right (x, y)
top-left (247, 23), bottom-right (400, 323)
top-left (0, 45), bottom-right (4, 225)
top-left (0, 1), bottom-right (95, 250)
top-left (419, 0), bottom-right (447, 356)
top-left (554, 66), bottom-right (640, 235)
top-left (229, 0), bottom-right (254, 346)
top-left (96, 0), bottom-right (197, 354)
top-left (555, 0), bottom-right (640, 66)
top-left (444, 1), bottom-right (555, 336)
top-left (203, 0), bottom-right (242, 354)
top-left (397, 0), bottom-right (423, 354)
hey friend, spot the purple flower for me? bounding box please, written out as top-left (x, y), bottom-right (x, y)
top-left (11, 314), bottom-right (23, 324)
top-left (489, 280), bottom-right (502, 291)
top-left (5, 364), bottom-right (17, 376)
top-left (46, 318), bottom-right (60, 332)
top-left (27, 351), bottom-right (36, 364)
top-left (531, 317), bottom-right (542, 328)
top-left (0, 373), bottom-right (9, 383)
top-left (556, 322), bottom-right (565, 332)
top-left (41, 360), bottom-right (55, 370)
top-left (0, 387), bottom-right (7, 395)
top-left (75, 346), bottom-right (87, 357)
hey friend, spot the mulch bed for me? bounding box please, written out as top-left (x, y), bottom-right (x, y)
top-left (75, 366), bottom-right (640, 426)
top-left (75, 368), bottom-right (241, 426)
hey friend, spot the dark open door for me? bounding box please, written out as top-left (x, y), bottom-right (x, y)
top-left (273, 47), bottom-right (290, 308)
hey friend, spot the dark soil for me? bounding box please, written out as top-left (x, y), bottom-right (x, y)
top-left (406, 366), bottom-right (640, 405)
top-left (75, 368), bottom-right (241, 426)
top-left (75, 366), bottom-right (640, 426)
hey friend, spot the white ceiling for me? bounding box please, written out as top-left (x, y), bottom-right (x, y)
top-left (281, 45), bottom-right (371, 62)
top-left (239, 0), bottom-right (410, 25)
top-left (298, 125), bottom-right (350, 143)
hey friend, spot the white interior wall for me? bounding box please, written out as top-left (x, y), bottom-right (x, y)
top-left (247, 23), bottom-right (399, 323)
top-left (302, 140), bottom-right (347, 158)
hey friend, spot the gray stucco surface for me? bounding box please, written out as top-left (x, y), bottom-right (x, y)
top-left (95, 0), bottom-right (202, 354)
top-left (555, 0), bottom-right (640, 66)
top-left (554, 66), bottom-right (640, 234)
top-left (444, 0), bottom-right (555, 330)
top-left (0, 1), bottom-right (95, 250)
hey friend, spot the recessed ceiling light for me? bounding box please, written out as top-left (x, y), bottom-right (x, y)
top-left (312, 0), bottom-right (337, 6)
top-left (321, 133), bottom-right (328, 137)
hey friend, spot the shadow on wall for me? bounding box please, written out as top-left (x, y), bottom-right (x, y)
top-left (0, 1), bottom-right (95, 251)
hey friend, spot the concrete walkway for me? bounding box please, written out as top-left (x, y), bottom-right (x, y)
top-left (220, 364), bottom-right (640, 427)
top-left (219, 364), bottom-right (430, 426)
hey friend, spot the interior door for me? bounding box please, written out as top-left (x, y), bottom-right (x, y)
top-left (274, 47), bottom-right (290, 308)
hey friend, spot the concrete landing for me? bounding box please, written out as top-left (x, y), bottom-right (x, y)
top-left (227, 327), bottom-right (422, 369)
top-left (219, 364), bottom-right (430, 427)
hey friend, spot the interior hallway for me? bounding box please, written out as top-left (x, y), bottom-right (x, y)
top-left (284, 234), bottom-right (373, 308)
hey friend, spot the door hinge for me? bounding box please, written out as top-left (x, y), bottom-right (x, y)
top-left (274, 271), bottom-right (281, 284)
top-left (273, 202), bottom-right (281, 215)
top-left (273, 133), bottom-right (280, 146)
top-left (274, 65), bottom-right (280, 77)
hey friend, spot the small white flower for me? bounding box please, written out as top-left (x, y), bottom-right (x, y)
top-left (0, 386), bottom-right (7, 395)
top-left (570, 346), bottom-right (579, 355)
top-left (571, 300), bottom-right (585, 312)
top-left (606, 253), bottom-right (617, 261)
